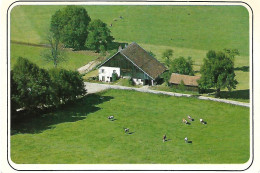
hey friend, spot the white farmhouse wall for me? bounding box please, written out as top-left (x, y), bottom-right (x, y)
top-left (99, 66), bottom-right (120, 82)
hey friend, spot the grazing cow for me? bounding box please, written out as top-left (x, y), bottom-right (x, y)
top-left (200, 118), bottom-right (206, 124)
top-left (182, 118), bottom-right (188, 124)
top-left (184, 137), bottom-right (188, 143)
top-left (108, 116), bottom-right (114, 120)
top-left (188, 115), bottom-right (194, 121)
top-left (124, 128), bottom-right (129, 133)
top-left (163, 134), bottom-right (167, 142)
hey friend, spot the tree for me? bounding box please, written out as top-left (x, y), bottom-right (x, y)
top-left (162, 49), bottom-right (173, 68)
top-left (50, 6), bottom-right (91, 50)
top-left (48, 68), bottom-right (86, 106)
top-left (198, 50), bottom-right (238, 97)
top-left (170, 56), bottom-right (194, 76)
top-left (162, 56), bottom-right (194, 86)
top-left (85, 19), bottom-right (114, 53)
top-left (12, 57), bottom-right (51, 110)
top-left (41, 32), bottom-right (67, 68)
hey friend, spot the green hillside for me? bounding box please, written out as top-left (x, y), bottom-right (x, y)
top-left (10, 5), bottom-right (250, 92)
top-left (11, 5), bottom-right (249, 56)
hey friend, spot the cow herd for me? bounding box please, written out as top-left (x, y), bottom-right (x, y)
top-left (107, 114), bottom-right (207, 144)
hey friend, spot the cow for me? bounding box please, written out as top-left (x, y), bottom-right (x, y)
top-left (200, 118), bottom-right (206, 124)
top-left (184, 137), bottom-right (188, 143)
top-left (187, 115), bottom-right (193, 121)
top-left (163, 134), bottom-right (167, 142)
top-left (124, 128), bottom-right (129, 133)
top-left (182, 118), bottom-right (188, 124)
top-left (108, 116), bottom-right (114, 120)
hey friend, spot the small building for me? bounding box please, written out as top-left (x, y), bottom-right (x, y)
top-left (98, 42), bottom-right (166, 85)
top-left (98, 66), bottom-right (120, 82)
top-left (169, 73), bottom-right (201, 91)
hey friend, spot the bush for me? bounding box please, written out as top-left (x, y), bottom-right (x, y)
top-left (111, 72), bottom-right (118, 82)
top-left (11, 57), bottom-right (87, 113)
top-left (12, 57), bottom-right (51, 110)
top-left (49, 68), bottom-right (87, 106)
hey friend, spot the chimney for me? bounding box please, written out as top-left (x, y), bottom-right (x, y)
top-left (118, 45), bottom-right (122, 51)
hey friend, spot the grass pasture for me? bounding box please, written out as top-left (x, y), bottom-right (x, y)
top-left (11, 89), bottom-right (250, 164)
top-left (10, 5), bottom-right (250, 93)
top-left (10, 43), bottom-right (100, 70)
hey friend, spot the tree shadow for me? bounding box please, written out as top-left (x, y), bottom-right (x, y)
top-left (234, 66), bottom-right (249, 72)
top-left (11, 94), bottom-right (114, 135)
top-left (219, 89), bottom-right (249, 100)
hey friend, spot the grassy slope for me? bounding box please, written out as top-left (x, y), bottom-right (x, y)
top-left (11, 5), bottom-right (249, 56)
top-left (10, 43), bottom-right (99, 70)
top-left (11, 89), bottom-right (249, 164)
top-left (10, 5), bottom-right (250, 90)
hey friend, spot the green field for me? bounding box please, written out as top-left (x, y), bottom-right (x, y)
top-left (10, 43), bottom-right (100, 70)
top-left (11, 89), bottom-right (250, 164)
top-left (10, 5), bottom-right (250, 90)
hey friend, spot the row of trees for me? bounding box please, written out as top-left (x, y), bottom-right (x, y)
top-left (50, 6), bottom-right (114, 51)
top-left (160, 48), bottom-right (239, 97)
top-left (11, 57), bottom-right (86, 115)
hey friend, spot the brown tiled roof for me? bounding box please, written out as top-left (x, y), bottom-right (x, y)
top-left (120, 42), bottom-right (166, 79)
top-left (169, 73), bottom-right (200, 87)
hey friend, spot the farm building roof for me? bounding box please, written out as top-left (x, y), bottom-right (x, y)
top-left (169, 73), bottom-right (201, 87)
top-left (120, 42), bottom-right (166, 79)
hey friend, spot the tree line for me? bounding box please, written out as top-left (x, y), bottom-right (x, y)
top-left (11, 57), bottom-right (86, 117)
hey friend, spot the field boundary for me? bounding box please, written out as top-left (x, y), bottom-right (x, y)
top-left (84, 82), bottom-right (250, 108)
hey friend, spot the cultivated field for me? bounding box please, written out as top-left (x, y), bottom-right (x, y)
top-left (11, 89), bottom-right (249, 164)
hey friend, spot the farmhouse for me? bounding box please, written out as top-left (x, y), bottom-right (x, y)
top-left (169, 73), bottom-right (200, 91)
top-left (98, 42), bottom-right (166, 85)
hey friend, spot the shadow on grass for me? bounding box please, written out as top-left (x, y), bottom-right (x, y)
top-left (234, 66), bottom-right (249, 72)
top-left (219, 89), bottom-right (249, 100)
top-left (201, 89), bottom-right (249, 100)
top-left (11, 94), bottom-right (113, 135)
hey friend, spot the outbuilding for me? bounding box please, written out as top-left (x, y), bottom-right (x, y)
top-left (169, 73), bottom-right (201, 91)
top-left (98, 42), bottom-right (166, 85)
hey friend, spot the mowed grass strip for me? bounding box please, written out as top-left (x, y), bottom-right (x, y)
top-left (10, 43), bottom-right (100, 70)
top-left (11, 89), bottom-right (250, 164)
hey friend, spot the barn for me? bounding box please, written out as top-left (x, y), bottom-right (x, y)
top-left (169, 73), bottom-right (201, 91)
top-left (98, 42), bottom-right (166, 85)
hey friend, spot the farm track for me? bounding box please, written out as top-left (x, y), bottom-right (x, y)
top-left (84, 82), bottom-right (250, 108)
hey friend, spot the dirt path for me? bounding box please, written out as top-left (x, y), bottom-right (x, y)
top-left (84, 82), bottom-right (250, 108)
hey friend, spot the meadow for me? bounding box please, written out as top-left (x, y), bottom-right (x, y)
top-left (10, 5), bottom-right (250, 91)
top-left (10, 5), bottom-right (250, 164)
top-left (11, 89), bottom-right (250, 164)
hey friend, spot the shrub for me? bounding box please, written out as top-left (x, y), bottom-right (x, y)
top-left (49, 68), bottom-right (87, 106)
top-left (12, 57), bottom-right (51, 110)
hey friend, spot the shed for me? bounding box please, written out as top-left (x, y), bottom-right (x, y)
top-left (169, 73), bottom-right (201, 91)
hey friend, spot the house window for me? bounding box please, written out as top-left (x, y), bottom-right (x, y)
top-left (101, 69), bottom-right (105, 73)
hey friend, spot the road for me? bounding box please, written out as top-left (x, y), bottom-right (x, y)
top-left (84, 82), bottom-right (250, 108)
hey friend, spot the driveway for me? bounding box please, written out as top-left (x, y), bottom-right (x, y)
top-left (84, 82), bottom-right (250, 108)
